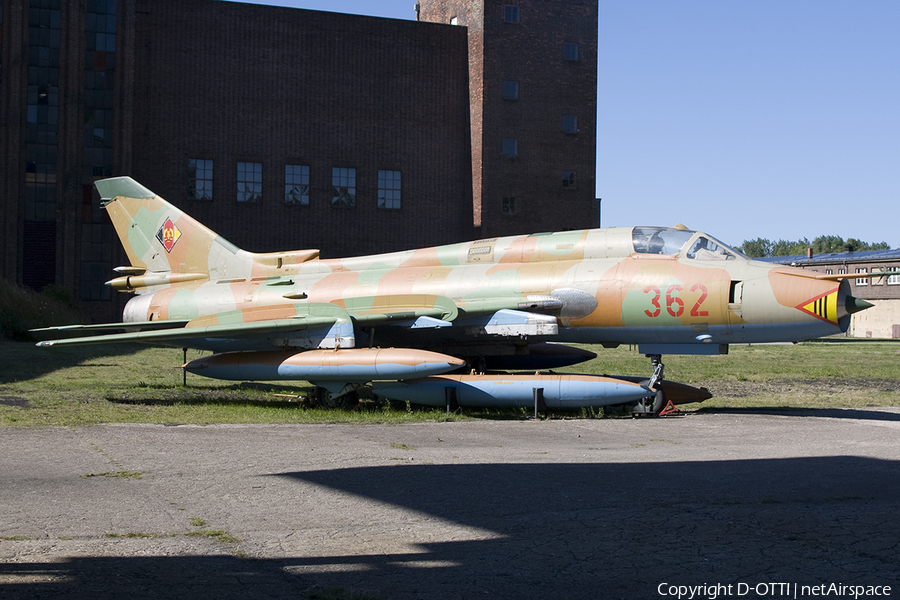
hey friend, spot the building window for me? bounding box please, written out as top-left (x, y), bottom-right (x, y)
top-left (24, 0), bottom-right (62, 225)
top-left (450, 16), bottom-right (458, 25)
top-left (856, 268), bottom-right (868, 286)
top-left (80, 223), bottom-right (113, 302)
top-left (501, 138), bottom-right (518, 156)
top-left (562, 115), bottom-right (578, 134)
top-left (285, 165), bottom-right (310, 205)
top-left (562, 171), bottom-right (577, 189)
top-left (503, 5), bottom-right (519, 23)
top-left (378, 170), bottom-right (401, 210)
top-left (237, 162), bottom-right (262, 203)
top-left (564, 42), bottom-right (580, 62)
top-left (887, 267), bottom-right (899, 285)
top-left (188, 159), bottom-right (213, 201)
top-left (825, 269), bottom-right (833, 275)
top-left (332, 167), bottom-right (356, 208)
top-left (502, 80), bottom-right (519, 100)
top-left (502, 197), bottom-right (516, 215)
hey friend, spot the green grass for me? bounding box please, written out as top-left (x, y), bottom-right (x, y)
top-left (568, 341), bottom-right (900, 411)
top-left (184, 529), bottom-right (242, 543)
top-left (0, 342), bottom-right (467, 426)
top-left (1, 339), bottom-right (898, 426)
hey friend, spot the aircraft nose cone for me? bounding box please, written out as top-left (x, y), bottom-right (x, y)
top-left (845, 296), bottom-right (874, 315)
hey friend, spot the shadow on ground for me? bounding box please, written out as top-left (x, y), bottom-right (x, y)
top-left (0, 341), bottom-right (144, 384)
top-left (698, 406), bottom-right (900, 422)
top-left (2, 456), bottom-right (897, 599)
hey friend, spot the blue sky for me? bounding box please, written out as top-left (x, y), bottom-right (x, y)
top-left (226, 1), bottom-right (900, 248)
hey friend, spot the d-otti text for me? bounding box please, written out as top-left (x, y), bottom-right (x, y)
top-left (657, 582), bottom-right (893, 599)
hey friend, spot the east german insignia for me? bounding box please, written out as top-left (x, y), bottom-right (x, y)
top-left (155, 217), bottom-right (182, 253)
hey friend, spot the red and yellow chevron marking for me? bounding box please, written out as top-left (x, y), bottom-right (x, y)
top-left (795, 288), bottom-right (839, 325)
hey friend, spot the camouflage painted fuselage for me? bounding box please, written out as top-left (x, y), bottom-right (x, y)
top-left (89, 177), bottom-right (858, 360)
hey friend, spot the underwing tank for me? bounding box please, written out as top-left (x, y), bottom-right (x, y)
top-left (373, 373), bottom-right (658, 409)
top-left (183, 348), bottom-right (465, 383)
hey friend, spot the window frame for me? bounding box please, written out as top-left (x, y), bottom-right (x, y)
top-left (188, 159), bottom-right (213, 201)
top-left (502, 80), bottom-right (519, 100)
top-left (237, 161), bottom-right (263, 203)
top-left (887, 267), bottom-right (899, 285)
top-left (377, 170), bottom-right (401, 210)
top-left (331, 167), bottom-right (357, 208)
top-left (285, 164), bottom-right (310, 205)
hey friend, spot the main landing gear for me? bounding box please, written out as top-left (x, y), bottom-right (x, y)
top-left (308, 384), bottom-right (363, 409)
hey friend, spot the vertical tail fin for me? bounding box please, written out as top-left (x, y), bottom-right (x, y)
top-left (95, 177), bottom-right (245, 279)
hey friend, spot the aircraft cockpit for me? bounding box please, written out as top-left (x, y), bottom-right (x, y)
top-left (632, 227), bottom-right (743, 261)
top-left (685, 236), bottom-right (739, 261)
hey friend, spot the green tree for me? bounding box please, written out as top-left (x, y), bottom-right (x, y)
top-left (811, 235), bottom-right (845, 254)
top-left (846, 238), bottom-right (890, 252)
top-left (739, 235), bottom-right (892, 257)
top-left (738, 238), bottom-right (772, 258)
top-left (770, 238), bottom-right (809, 257)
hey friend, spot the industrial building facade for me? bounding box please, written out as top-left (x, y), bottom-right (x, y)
top-left (0, 0), bottom-right (599, 320)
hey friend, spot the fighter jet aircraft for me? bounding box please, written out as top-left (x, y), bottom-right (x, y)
top-left (35, 177), bottom-right (873, 414)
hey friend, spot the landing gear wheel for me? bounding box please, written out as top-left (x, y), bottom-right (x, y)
top-left (650, 388), bottom-right (666, 415)
top-left (322, 389), bottom-right (360, 410)
top-left (307, 386), bottom-right (327, 407)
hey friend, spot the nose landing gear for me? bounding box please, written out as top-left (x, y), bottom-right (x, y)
top-left (624, 354), bottom-right (678, 416)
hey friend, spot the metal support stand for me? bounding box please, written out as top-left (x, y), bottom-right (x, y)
top-left (445, 387), bottom-right (458, 415)
top-left (183, 348), bottom-right (188, 386)
top-left (533, 387), bottom-right (546, 419)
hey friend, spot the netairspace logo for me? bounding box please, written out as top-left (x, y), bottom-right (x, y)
top-left (657, 582), bottom-right (893, 600)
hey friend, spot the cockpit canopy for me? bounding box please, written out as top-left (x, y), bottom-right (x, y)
top-left (632, 227), bottom-right (742, 261)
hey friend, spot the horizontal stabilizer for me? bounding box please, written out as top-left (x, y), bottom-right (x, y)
top-left (35, 317), bottom-right (336, 348)
top-left (30, 319), bottom-right (190, 335)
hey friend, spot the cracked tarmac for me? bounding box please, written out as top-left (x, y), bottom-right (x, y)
top-left (1, 409), bottom-right (899, 599)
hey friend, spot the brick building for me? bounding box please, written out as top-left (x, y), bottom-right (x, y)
top-left (1, 0), bottom-right (599, 320)
top-left (419, 0), bottom-right (598, 236)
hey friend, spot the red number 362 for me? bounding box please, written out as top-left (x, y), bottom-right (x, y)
top-left (643, 283), bottom-right (708, 318)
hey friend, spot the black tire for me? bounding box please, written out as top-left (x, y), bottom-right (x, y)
top-left (650, 388), bottom-right (666, 415)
